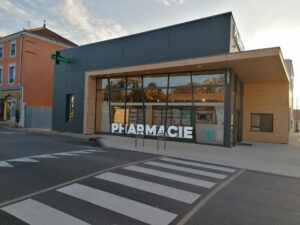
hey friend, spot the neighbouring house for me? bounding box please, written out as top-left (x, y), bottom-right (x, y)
top-left (0, 23), bottom-right (77, 128)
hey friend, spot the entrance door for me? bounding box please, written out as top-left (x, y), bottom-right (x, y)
top-left (7, 98), bottom-right (16, 122)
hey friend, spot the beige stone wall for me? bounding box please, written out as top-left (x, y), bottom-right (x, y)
top-left (242, 82), bottom-right (290, 143)
top-left (83, 75), bottom-right (96, 134)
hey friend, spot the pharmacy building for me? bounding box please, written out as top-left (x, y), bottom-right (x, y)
top-left (52, 12), bottom-right (294, 147)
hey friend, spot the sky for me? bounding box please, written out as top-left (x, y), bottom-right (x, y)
top-left (0, 0), bottom-right (299, 107)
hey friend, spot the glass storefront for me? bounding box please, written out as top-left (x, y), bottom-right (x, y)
top-left (95, 71), bottom-right (226, 145)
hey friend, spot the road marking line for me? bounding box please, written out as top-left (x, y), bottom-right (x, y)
top-left (95, 172), bottom-right (200, 204)
top-left (124, 165), bottom-right (216, 189)
top-left (7, 157), bottom-right (39, 163)
top-left (176, 169), bottom-right (246, 225)
top-left (31, 154), bottom-right (58, 159)
top-left (68, 151), bottom-right (93, 154)
top-left (58, 183), bottom-right (177, 225)
top-left (161, 158), bottom-right (236, 173)
top-left (52, 152), bottom-right (79, 156)
top-left (145, 161), bottom-right (227, 179)
top-left (0, 161), bottom-right (13, 168)
top-left (0, 156), bottom-right (164, 208)
top-left (2, 199), bottom-right (90, 225)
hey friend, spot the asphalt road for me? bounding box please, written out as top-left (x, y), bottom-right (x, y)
top-left (0, 128), bottom-right (300, 225)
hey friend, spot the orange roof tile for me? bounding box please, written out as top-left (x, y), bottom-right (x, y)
top-left (24, 25), bottom-right (77, 47)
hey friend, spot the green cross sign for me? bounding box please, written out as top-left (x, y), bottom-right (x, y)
top-left (50, 51), bottom-right (70, 65)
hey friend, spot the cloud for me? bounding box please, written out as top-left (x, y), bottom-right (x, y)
top-left (154, 0), bottom-right (186, 6)
top-left (58, 0), bottom-right (127, 44)
top-left (0, 0), bottom-right (27, 15)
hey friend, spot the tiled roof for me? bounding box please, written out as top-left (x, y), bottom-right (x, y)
top-left (24, 25), bottom-right (77, 47)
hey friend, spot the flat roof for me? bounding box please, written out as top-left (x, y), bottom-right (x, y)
top-left (86, 47), bottom-right (289, 84)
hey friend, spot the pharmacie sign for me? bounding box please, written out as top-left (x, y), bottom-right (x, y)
top-left (111, 123), bottom-right (193, 139)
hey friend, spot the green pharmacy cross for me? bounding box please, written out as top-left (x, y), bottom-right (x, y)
top-left (50, 51), bottom-right (70, 65)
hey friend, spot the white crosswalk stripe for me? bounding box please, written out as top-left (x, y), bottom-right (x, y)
top-left (124, 165), bottom-right (216, 188)
top-left (2, 199), bottom-right (90, 225)
top-left (0, 161), bottom-right (13, 167)
top-left (7, 157), bottom-right (39, 163)
top-left (31, 154), bottom-right (58, 159)
top-left (1, 157), bottom-right (237, 225)
top-left (96, 172), bottom-right (200, 204)
top-left (0, 150), bottom-right (106, 168)
top-left (58, 183), bottom-right (178, 225)
top-left (160, 158), bottom-right (236, 173)
top-left (145, 161), bottom-right (227, 179)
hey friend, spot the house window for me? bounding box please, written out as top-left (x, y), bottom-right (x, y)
top-left (0, 44), bottom-right (3, 59)
top-left (8, 63), bottom-right (16, 85)
top-left (251, 114), bottom-right (273, 132)
top-left (66, 94), bottom-right (75, 122)
top-left (10, 40), bottom-right (16, 57)
top-left (0, 66), bottom-right (3, 85)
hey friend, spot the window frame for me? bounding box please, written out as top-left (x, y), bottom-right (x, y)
top-left (10, 40), bottom-right (16, 57)
top-left (0, 44), bottom-right (3, 59)
top-left (8, 63), bottom-right (16, 85)
top-left (251, 113), bottom-right (273, 132)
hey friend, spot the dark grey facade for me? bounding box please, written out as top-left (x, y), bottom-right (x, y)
top-left (52, 12), bottom-right (236, 134)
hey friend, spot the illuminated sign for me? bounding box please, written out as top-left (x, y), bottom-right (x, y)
top-left (50, 51), bottom-right (70, 65)
top-left (111, 123), bottom-right (193, 139)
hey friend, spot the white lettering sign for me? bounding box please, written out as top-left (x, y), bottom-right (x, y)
top-left (111, 123), bottom-right (193, 139)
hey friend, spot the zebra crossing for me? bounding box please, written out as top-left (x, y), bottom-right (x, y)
top-left (1, 157), bottom-right (237, 225)
top-left (0, 149), bottom-right (106, 168)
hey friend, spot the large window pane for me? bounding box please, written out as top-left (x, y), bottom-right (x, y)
top-left (194, 87), bottom-right (225, 102)
top-left (127, 89), bottom-right (143, 102)
top-left (168, 88), bottom-right (192, 103)
top-left (110, 77), bottom-right (126, 89)
top-left (192, 73), bottom-right (225, 86)
top-left (144, 75), bottom-right (168, 88)
top-left (110, 90), bottom-right (125, 102)
top-left (127, 76), bottom-right (142, 89)
top-left (95, 90), bottom-right (110, 132)
top-left (169, 73), bottom-right (191, 87)
top-left (144, 88), bottom-right (167, 102)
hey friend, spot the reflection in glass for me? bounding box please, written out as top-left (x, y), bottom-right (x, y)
top-left (166, 107), bottom-right (192, 128)
top-left (110, 77), bottom-right (126, 89)
top-left (110, 90), bottom-right (125, 102)
top-left (127, 89), bottom-right (143, 102)
top-left (144, 89), bottom-right (167, 102)
top-left (193, 87), bottom-right (224, 102)
top-left (168, 88), bottom-right (192, 102)
top-left (169, 74), bottom-right (192, 87)
top-left (127, 77), bottom-right (142, 89)
top-left (127, 106), bottom-right (144, 125)
top-left (95, 90), bottom-right (110, 132)
top-left (151, 106), bottom-right (166, 126)
top-left (192, 73), bottom-right (225, 86)
top-left (96, 78), bottom-right (109, 90)
top-left (111, 106), bottom-right (125, 124)
top-left (144, 75), bottom-right (168, 88)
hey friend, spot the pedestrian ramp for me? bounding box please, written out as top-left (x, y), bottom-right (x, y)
top-left (1, 157), bottom-right (238, 225)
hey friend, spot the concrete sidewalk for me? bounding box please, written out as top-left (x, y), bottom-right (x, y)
top-left (98, 134), bottom-right (300, 178)
top-left (1, 124), bottom-right (300, 178)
